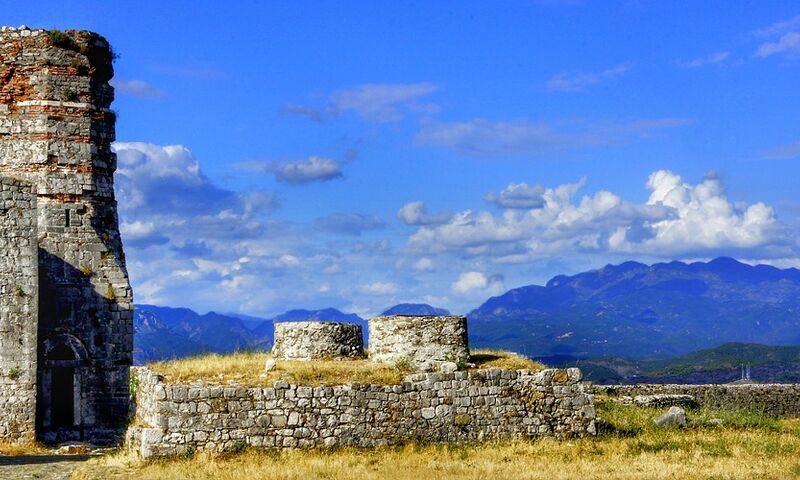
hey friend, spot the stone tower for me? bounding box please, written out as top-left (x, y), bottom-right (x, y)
top-left (0, 26), bottom-right (133, 443)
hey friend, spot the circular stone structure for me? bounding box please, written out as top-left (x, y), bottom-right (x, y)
top-left (368, 315), bottom-right (469, 369)
top-left (272, 321), bottom-right (364, 360)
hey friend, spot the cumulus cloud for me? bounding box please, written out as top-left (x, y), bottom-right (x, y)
top-left (397, 201), bottom-right (452, 226)
top-left (484, 182), bottom-right (546, 209)
top-left (545, 64), bottom-right (629, 92)
top-left (285, 83), bottom-right (439, 123)
top-left (408, 171), bottom-right (785, 261)
top-left (241, 156), bottom-right (344, 184)
top-left (111, 79), bottom-right (165, 98)
top-left (415, 117), bottom-right (689, 156)
top-left (451, 272), bottom-right (505, 295)
top-left (678, 51), bottom-right (730, 68)
top-left (625, 170), bottom-right (780, 251)
top-left (113, 143), bottom-right (279, 245)
top-left (315, 213), bottom-right (386, 236)
top-left (120, 220), bottom-right (169, 247)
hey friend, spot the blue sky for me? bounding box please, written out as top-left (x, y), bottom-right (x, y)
top-left (6, 1), bottom-right (800, 317)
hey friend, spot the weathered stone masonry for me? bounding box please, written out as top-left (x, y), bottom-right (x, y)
top-left (0, 178), bottom-right (38, 442)
top-left (126, 366), bottom-right (596, 458)
top-left (272, 321), bottom-right (364, 360)
top-left (0, 26), bottom-right (133, 443)
top-left (369, 315), bottom-right (470, 369)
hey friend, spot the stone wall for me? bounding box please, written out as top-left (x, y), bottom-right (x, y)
top-left (272, 321), bottom-right (363, 360)
top-left (369, 315), bottom-right (469, 369)
top-left (596, 384), bottom-right (800, 418)
top-left (0, 26), bottom-right (133, 443)
top-left (0, 177), bottom-right (38, 443)
top-left (126, 366), bottom-right (596, 458)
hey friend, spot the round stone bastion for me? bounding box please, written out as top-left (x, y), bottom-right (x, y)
top-left (272, 321), bottom-right (364, 360)
top-left (368, 315), bottom-right (470, 369)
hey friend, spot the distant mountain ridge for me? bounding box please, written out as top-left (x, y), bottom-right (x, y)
top-left (381, 303), bottom-right (451, 316)
top-left (135, 258), bottom-right (800, 374)
top-left (468, 257), bottom-right (800, 358)
top-left (544, 342), bottom-right (800, 384)
top-left (134, 305), bottom-right (371, 364)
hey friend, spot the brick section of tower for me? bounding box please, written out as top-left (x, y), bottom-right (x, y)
top-left (0, 26), bottom-right (133, 443)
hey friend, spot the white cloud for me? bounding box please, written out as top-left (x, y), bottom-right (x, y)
top-left (120, 220), bottom-right (168, 247)
top-left (416, 117), bottom-right (689, 156)
top-left (679, 51), bottom-right (730, 68)
top-left (632, 170), bottom-right (779, 251)
top-left (121, 220), bottom-right (157, 238)
top-left (756, 32), bottom-right (800, 58)
top-left (759, 141), bottom-right (800, 160)
top-left (451, 272), bottom-right (504, 296)
top-left (359, 282), bottom-right (400, 296)
top-left (414, 257), bottom-right (434, 271)
top-left (241, 156), bottom-right (344, 184)
top-left (408, 171), bottom-right (785, 260)
top-left (281, 103), bottom-right (324, 122)
top-left (754, 15), bottom-right (800, 58)
top-left (484, 182), bottom-right (546, 209)
top-left (285, 83), bottom-right (439, 123)
top-left (397, 201), bottom-right (452, 225)
top-left (111, 79), bottom-right (165, 98)
top-left (329, 83), bottom-right (439, 122)
top-left (753, 15), bottom-right (800, 38)
top-left (545, 64), bottom-right (629, 92)
top-left (279, 254), bottom-right (300, 267)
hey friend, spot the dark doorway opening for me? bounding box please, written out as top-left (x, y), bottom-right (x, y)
top-left (44, 343), bottom-right (79, 431)
top-left (50, 367), bottom-right (74, 428)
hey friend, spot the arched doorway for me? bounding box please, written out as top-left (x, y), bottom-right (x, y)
top-left (38, 334), bottom-right (88, 441)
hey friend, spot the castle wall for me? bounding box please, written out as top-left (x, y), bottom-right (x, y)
top-left (272, 321), bottom-right (364, 360)
top-left (0, 26), bottom-right (133, 443)
top-left (126, 366), bottom-right (596, 458)
top-left (596, 383), bottom-right (800, 418)
top-left (369, 315), bottom-right (470, 369)
top-left (0, 177), bottom-right (38, 443)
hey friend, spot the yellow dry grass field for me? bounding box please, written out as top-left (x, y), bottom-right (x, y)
top-left (146, 349), bottom-right (543, 387)
top-left (72, 403), bottom-right (800, 480)
top-left (0, 441), bottom-right (49, 456)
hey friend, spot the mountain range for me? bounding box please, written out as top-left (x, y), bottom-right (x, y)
top-left (467, 257), bottom-right (800, 358)
top-left (543, 342), bottom-right (800, 384)
top-left (134, 257), bottom-right (800, 383)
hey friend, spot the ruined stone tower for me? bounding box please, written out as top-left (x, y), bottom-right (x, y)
top-left (0, 26), bottom-right (133, 443)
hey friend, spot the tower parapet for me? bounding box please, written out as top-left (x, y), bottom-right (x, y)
top-left (272, 321), bottom-right (364, 360)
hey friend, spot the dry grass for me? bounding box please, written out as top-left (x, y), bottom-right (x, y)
top-left (0, 441), bottom-right (49, 456)
top-left (148, 349), bottom-right (544, 388)
top-left (72, 403), bottom-right (800, 479)
top-left (469, 349), bottom-right (544, 371)
top-left (148, 351), bottom-right (406, 387)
